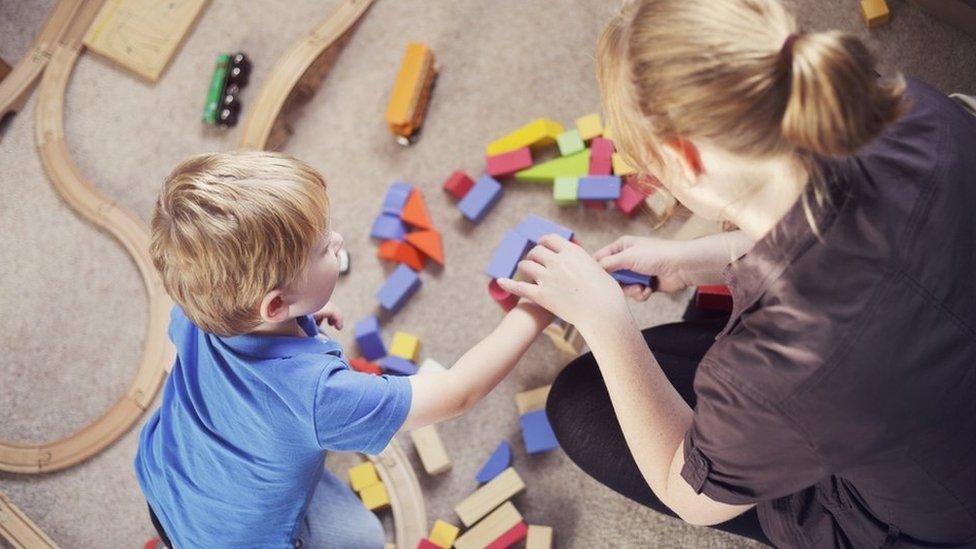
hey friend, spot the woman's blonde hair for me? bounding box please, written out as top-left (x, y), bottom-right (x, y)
top-left (598, 0), bottom-right (906, 208)
top-left (150, 150), bottom-right (330, 336)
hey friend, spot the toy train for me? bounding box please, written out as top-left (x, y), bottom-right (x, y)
top-left (203, 52), bottom-right (251, 127)
top-left (385, 43), bottom-right (438, 146)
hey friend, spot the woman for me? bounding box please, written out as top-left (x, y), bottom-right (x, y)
top-left (496, 0), bottom-right (976, 546)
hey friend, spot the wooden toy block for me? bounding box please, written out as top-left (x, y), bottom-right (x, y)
top-left (860, 0), bottom-right (890, 28)
top-left (378, 240), bottom-right (425, 271)
top-left (476, 440), bottom-right (512, 483)
top-left (515, 214), bottom-right (574, 243)
top-left (383, 182), bottom-right (415, 216)
top-left (417, 539), bottom-right (441, 549)
top-left (556, 129), bottom-right (585, 156)
top-left (616, 179), bottom-right (649, 216)
top-left (390, 331), bottom-right (421, 361)
top-left (338, 248), bottom-right (351, 274)
top-left (377, 264), bottom-right (422, 312)
top-left (380, 355), bottom-right (418, 376)
top-left (590, 137), bottom-right (615, 160)
top-left (444, 170), bottom-right (476, 200)
top-left (410, 424), bottom-right (452, 475)
top-left (486, 118), bottom-right (564, 156)
top-left (418, 357), bottom-right (447, 374)
top-left (371, 213), bottom-right (408, 241)
top-left (429, 520), bottom-right (461, 549)
top-left (486, 230), bottom-right (533, 280)
top-left (515, 150), bottom-right (590, 183)
top-left (589, 154), bottom-right (613, 176)
top-left (454, 502), bottom-right (525, 549)
top-left (488, 279), bottom-right (519, 312)
top-left (488, 521), bottom-right (528, 549)
top-left (520, 409), bottom-right (559, 454)
top-left (349, 461), bottom-right (381, 492)
top-left (644, 188), bottom-right (679, 225)
top-left (487, 147), bottom-right (533, 178)
top-left (553, 177), bottom-right (580, 206)
top-left (611, 269), bottom-right (655, 288)
top-left (350, 357), bottom-right (383, 375)
top-left (454, 467), bottom-right (526, 527)
top-left (544, 321), bottom-right (585, 356)
top-left (578, 176), bottom-right (622, 200)
top-left (526, 525), bottom-right (554, 549)
top-left (402, 189), bottom-right (434, 229)
top-left (405, 230), bottom-right (445, 265)
top-left (612, 152), bottom-right (636, 176)
top-left (515, 385), bottom-right (551, 415)
top-left (458, 175), bottom-right (504, 223)
top-left (696, 285), bottom-right (733, 311)
top-left (354, 316), bottom-right (386, 361)
top-left (575, 113), bottom-right (603, 141)
top-left (385, 43), bottom-right (437, 143)
top-left (603, 123), bottom-right (615, 141)
top-left (360, 480), bottom-right (391, 510)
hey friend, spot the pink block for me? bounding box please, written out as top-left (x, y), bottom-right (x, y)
top-left (589, 156), bottom-right (612, 176)
top-left (590, 137), bottom-right (615, 159)
top-left (488, 278), bottom-right (519, 312)
top-left (486, 521), bottom-right (529, 549)
top-left (616, 180), bottom-right (651, 217)
top-left (486, 147), bottom-right (533, 178)
top-left (416, 540), bottom-right (441, 549)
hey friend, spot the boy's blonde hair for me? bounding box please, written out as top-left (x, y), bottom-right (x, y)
top-left (598, 0), bottom-right (906, 209)
top-left (150, 150), bottom-right (330, 336)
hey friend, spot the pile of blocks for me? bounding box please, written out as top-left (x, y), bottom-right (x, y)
top-left (348, 461), bottom-right (390, 512)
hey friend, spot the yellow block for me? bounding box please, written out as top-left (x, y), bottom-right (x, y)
top-left (860, 0), bottom-right (889, 27)
top-left (349, 461), bottom-right (380, 492)
top-left (360, 481), bottom-right (390, 510)
top-left (612, 153), bottom-right (636, 176)
top-left (485, 118), bottom-right (564, 156)
top-left (390, 331), bottom-right (421, 361)
top-left (575, 113), bottom-right (603, 141)
top-left (603, 123), bottom-right (615, 141)
top-left (429, 519), bottom-right (460, 548)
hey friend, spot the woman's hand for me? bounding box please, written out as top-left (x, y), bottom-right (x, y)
top-left (496, 235), bottom-right (629, 333)
top-left (313, 302), bottom-right (344, 330)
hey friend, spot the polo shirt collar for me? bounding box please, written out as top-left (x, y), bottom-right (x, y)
top-left (218, 314), bottom-right (343, 360)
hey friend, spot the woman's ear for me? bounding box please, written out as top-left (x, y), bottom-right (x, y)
top-left (665, 139), bottom-right (704, 182)
top-left (259, 290), bottom-right (290, 324)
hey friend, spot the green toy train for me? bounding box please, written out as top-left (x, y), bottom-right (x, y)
top-left (203, 52), bottom-right (252, 127)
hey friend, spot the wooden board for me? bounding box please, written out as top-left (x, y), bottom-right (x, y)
top-left (410, 424), bottom-right (452, 475)
top-left (454, 467), bottom-right (525, 527)
top-left (83, 0), bottom-right (207, 82)
top-left (0, 493), bottom-right (59, 549)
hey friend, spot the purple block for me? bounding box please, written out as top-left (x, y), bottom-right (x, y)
top-left (515, 214), bottom-right (574, 244)
top-left (379, 355), bottom-right (418, 375)
top-left (476, 441), bottom-right (512, 484)
top-left (486, 230), bottom-right (532, 280)
top-left (370, 214), bottom-right (407, 241)
top-left (611, 269), bottom-right (654, 288)
top-left (458, 175), bottom-right (503, 223)
top-left (578, 176), bottom-right (622, 200)
top-left (520, 410), bottom-right (559, 454)
top-left (354, 316), bottom-right (386, 361)
top-left (382, 182), bottom-right (414, 216)
top-left (377, 264), bottom-right (421, 313)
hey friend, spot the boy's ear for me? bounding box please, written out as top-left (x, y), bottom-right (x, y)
top-left (665, 138), bottom-right (704, 182)
top-left (259, 290), bottom-right (290, 324)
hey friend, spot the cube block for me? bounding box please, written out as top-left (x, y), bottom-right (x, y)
top-left (556, 129), bottom-right (585, 156)
top-left (370, 214), bottom-right (407, 241)
top-left (553, 177), bottom-right (579, 206)
top-left (520, 410), bottom-right (559, 454)
top-left (444, 170), bottom-right (475, 200)
top-left (616, 180), bottom-right (649, 217)
top-left (354, 316), bottom-right (386, 361)
top-left (360, 481), bottom-right (390, 510)
top-left (429, 520), bottom-right (461, 549)
top-left (575, 113), bottom-right (603, 141)
top-left (382, 182), bottom-right (414, 216)
top-left (390, 331), bottom-right (421, 361)
top-left (348, 461), bottom-right (380, 492)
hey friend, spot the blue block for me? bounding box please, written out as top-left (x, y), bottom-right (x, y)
top-left (379, 355), bottom-right (418, 376)
top-left (458, 175), bottom-right (503, 223)
top-left (476, 441), bottom-right (512, 484)
top-left (578, 176), bottom-right (622, 200)
top-left (377, 264), bottom-right (421, 313)
top-left (485, 230), bottom-right (532, 280)
top-left (370, 213), bottom-right (407, 241)
top-left (611, 269), bottom-right (654, 287)
top-left (353, 316), bottom-right (386, 361)
top-left (520, 410), bottom-right (559, 454)
top-left (515, 214), bottom-right (574, 244)
top-left (382, 182), bottom-right (414, 216)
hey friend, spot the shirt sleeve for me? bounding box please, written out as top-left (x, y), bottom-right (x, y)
top-left (313, 364), bottom-right (412, 455)
top-left (681, 359), bottom-right (824, 505)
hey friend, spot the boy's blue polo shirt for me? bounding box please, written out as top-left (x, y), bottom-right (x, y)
top-left (134, 306), bottom-right (411, 548)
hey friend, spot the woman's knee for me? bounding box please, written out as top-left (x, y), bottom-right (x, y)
top-left (546, 354), bottom-right (611, 460)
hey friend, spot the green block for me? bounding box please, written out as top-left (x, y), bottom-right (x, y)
top-left (516, 150), bottom-right (591, 183)
top-left (553, 177), bottom-right (579, 206)
top-left (556, 129), bottom-right (585, 156)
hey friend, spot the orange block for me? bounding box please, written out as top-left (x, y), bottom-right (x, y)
top-left (402, 189), bottom-right (433, 229)
top-left (405, 230), bottom-right (444, 265)
top-left (349, 357), bottom-right (383, 375)
top-left (378, 240), bottom-right (425, 271)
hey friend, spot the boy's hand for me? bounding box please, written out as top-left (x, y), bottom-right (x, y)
top-left (314, 302), bottom-right (344, 330)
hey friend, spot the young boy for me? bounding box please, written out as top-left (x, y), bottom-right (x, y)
top-left (135, 150), bottom-right (553, 548)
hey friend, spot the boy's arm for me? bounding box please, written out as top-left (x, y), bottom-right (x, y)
top-left (400, 302), bottom-right (552, 431)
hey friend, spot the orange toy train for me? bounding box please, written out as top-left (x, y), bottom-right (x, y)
top-left (385, 43), bottom-right (438, 145)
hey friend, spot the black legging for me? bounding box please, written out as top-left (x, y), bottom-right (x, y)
top-left (545, 315), bottom-right (773, 546)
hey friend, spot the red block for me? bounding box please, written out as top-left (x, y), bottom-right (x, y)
top-left (588, 156), bottom-right (612, 176)
top-left (416, 540), bottom-right (441, 549)
top-left (350, 357), bottom-right (383, 375)
top-left (486, 147), bottom-right (533, 178)
top-left (486, 521), bottom-right (528, 549)
top-left (590, 137), bottom-right (615, 160)
top-left (616, 180), bottom-right (651, 217)
top-left (444, 170), bottom-right (475, 200)
top-left (488, 278), bottom-right (519, 312)
top-left (696, 285), bottom-right (733, 311)
top-left (584, 200), bottom-right (607, 210)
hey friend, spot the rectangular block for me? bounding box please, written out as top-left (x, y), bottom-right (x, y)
top-left (429, 520), bottom-right (461, 549)
top-left (526, 525), bottom-right (554, 549)
top-left (696, 285), bottom-right (733, 311)
top-left (556, 129), bottom-right (585, 156)
top-left (360, 481), bottom-right (390, 510)
top-left (520, 410), bottom-right (559, 454)
top-left (612, 152), bottom-right (636, 176)
top-left (515, 214), bottom-right (574, 244)
top-left (377, 264), bottom-right (421, 313)
top-left (553, 177), bottom-right (579, 206)
top-left (590, 137), bottom-right (615, 160)
top-left (454, 502), bottom-right (524, 549)
top-left (486, 230), bottom-right (532, 280)
top-left (444, 170), bottom-right (475, 200)
top-left (458, 175), bottom-right (504, 223)
top-left (454, 467), bottom-right (526, 527)
top-left (380, 355), bottom-right (418, 376)
top-left (611, 269), bottom-right (654, 287)
top-left (575, 113), bottom-right (603, 141)
top-left (486, 118), bottom-right (564, 156)
top-left (410, 424), bottom-right (452, 475)
top-left (354, 316), bottom-right (386, 361)
top-left (349, 461), bottom-right (380, 492)
top-left (516, 385), bottom-right (551, 415)
top-left (382, 182), bottom-right (414, 215)
top-left (588, 155), bottom-right (613, 176)
top-left (616, 180), bottom-right (648, 217)
top-left (486, 147), bottom-right (533, 178)
top-left (390, 331), bottom-right (421, 361)
top-left (370, 214), bottom-right (407, 241)
top-left (578, 176), bottom-right (622, 200)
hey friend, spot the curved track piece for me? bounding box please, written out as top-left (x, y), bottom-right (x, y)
top-left (238, 0), bottom-right (374, 150)
top-left (0, 0), bottom-right (173, 475)
top-left (0, 493), bottom-right (59, 549)
top-left (370, 439), bottom-right (427, 549)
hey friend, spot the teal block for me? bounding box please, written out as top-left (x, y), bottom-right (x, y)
top-left (553, 177), bottom-right (579, 206)
top-left (556, 129), bottom-right (585, 156)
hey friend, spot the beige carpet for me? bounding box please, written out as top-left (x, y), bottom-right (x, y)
top-left (2, 1), bottom-right (974, 547)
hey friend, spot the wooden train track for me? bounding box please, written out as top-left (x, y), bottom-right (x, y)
top-left (0, 493), bottom-right (59, 549)
top-left (370, 440), bottom-right (428, 549)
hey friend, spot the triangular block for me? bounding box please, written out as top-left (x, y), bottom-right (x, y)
top-left (377, 240), bottom-right (424, 271)
top-left (515, 150), bottom-right (590, 183)
top-left (405, 230), bottom-right (444, 265)
top-left (401, 189), bottom-right (433, 229)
